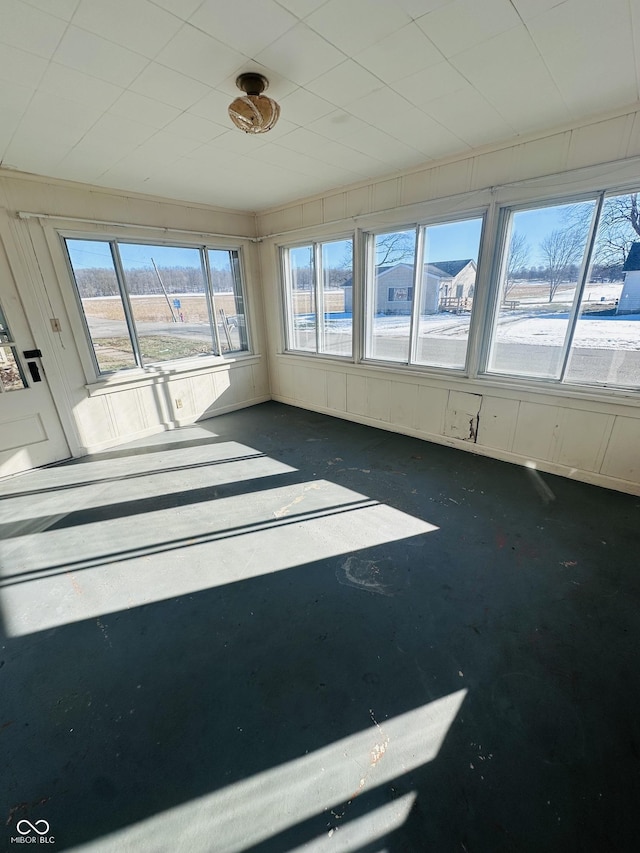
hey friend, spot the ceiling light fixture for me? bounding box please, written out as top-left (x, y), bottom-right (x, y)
top-left (228, 73), bottom-right (280, 134)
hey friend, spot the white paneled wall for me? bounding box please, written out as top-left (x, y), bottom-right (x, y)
top-left (258, 105), bottom-right (640, 495)
top-left (0, 173), bottom-right (268, 456)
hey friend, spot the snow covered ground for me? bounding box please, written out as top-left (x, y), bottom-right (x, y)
top-left (323, 311), bottom-right (639, 352)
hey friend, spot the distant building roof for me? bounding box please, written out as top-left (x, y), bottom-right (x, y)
top-left (623, 243), bottom-right (640, 271)
top-left (429, 259), bottom-right (475, 277)
top-left (341, 259), bottom-right (475, 287)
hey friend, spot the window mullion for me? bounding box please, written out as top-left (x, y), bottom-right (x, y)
top-left (558, 192), bottom-right (605, 382)
top-left (314, 243), bottom-right (323, 354)
top-left (111, 241), bottom-right (142, 368)
top-left (408, 226), bottom-right (423, 365)
top-left (201, 248), bottom-right (220, 355)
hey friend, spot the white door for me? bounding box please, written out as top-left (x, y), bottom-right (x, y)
top-left (0, 237), bottom-right (70, 478)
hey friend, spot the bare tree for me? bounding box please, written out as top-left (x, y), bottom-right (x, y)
top-left (540, 228), bottom-right (585, 302)
top-left (504, 231), bottom-right (530, 297)
top-left (342, 231), bottom-right (415, 269)
top-left (592, 193), bottom-right (640, 270)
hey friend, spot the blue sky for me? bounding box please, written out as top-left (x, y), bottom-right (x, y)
top-left (65, 239), bottom-right (233, 271)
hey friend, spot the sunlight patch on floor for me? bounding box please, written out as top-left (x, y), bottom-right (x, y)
top-left (68, 691), bottom-right (466, 853)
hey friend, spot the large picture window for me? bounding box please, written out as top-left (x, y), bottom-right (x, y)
top-left (486, 192), bottom-right (640, 390)
top-left (282, 238), bottom-right (353, 357)
top-left (64, 238), bottom-right (249, 375)
top-left (364, 217), bottom-right (483, 369)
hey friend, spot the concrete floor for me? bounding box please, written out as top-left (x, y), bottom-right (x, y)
top-left (1, 401), bottom-right (639, 852)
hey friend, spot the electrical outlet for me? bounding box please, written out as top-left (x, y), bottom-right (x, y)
top-left (175, 398), bottom-right (183, 409)
top-left (50, 318), bottom-right (61, 332)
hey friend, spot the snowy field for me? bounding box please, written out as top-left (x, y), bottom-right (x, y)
top-left (315, 311), bottom-right (639, 352)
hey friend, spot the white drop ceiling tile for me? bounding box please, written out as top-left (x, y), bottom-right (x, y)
top-left (0, 43), bottom-right (48, 88)
top-left (278, 88), bottom-right (335, 126)
top-left (245, 143), bottom-right (328, 176)
top-left (379, 108), bottom-right (468, 158)
top-left (4, 138), bottom-right (69, 174)
top-left (423, 84), bottom-right (515, 147)
top-left (130, 62), bottom-right (212, 109)
top-left (72, 113), bottom-right (157, 160)
top-left (277, 127), bottom-right (384, 174)
top-left (188, 87), bottom-right (237, 121)
top-left (450, 25), bottom-right (539, 81)
top-left (254, 23), bottom-right (345, 86)
top-left (72, 0), bottom-right (181, 59)
top-left (305, 60), bottom-right (382, 107)
top-left (163, 111), bottom-right (228, 142)
top-left (274, 0), bottom-right (329, 19)
top-left (561, 74), bottom-right (638, 120)
top-left (148, 0), bottom-right (203, 18)
top-left (11, 90), bottom-right (105, 146)
top-left (39, 62), bottom-right (122, 110)
top-left (0, 79), bottom-right (34, 117)
top-left (2, 1), bottom-right (67, 59)
top-left (392, 61), bottom-right (467, 107)
top-left (306, 0), bottom-right (411, 55)
top-left (526, 0), bottom-right (628, 55)
top-left (340, 125), bottom-right (422, 164)
top-left (155, 24), bottom-right (244, 88)
top-left (189, 0), bottom-right (297, 57)
top-left (109, 90), bottom-right (181, 128)
top-left (121, 130), bottom-right (203, 163)
top-left (354, 22), bottom-right (443, 83)
top-left (395, 0), bottom-right (453, 15)
top-left (511, 0), bottom-right (568, 20)
top-left (416, 0), bottom-right (520, 57)
top-left (344, 86), bottom-right (412, 123)
top-left (202, 129), bottom-right (272, 155)
top-left (22, 0), bottom-right (79, 20)
top-left (53, 26), bottom-right (149, 87)
top-left (308, 110), bottom-right (373, 141)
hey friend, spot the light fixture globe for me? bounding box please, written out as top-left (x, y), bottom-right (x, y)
top-left (228, 73), bottom-right (280, 134)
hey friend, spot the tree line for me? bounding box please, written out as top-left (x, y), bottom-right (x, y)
top-left (74, 264), bottom-right (238, 298)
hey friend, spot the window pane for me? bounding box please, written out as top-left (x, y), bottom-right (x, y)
top-left (119, 243), bottom-right (215, 364)
top-left (487, 201), bottom-right (596, 379)
top-left (566, 192), bottom-right (640, 388)
top-left (416, 218), bottom-right (482, 368)
top-left (65, 239), bottom-right (137, 373)
top-left (0, 304), bottom-right (12, 343)
top-left (366, 230), bottom-right (416, 362)
top-left (287, 246), bottom-right (315, 352)
top-left (208, 249), bottom-right (248, 353)
top-left (0, 346), bottom-right (26, 391)
top-left (320, 239), bottom-right (352, 356)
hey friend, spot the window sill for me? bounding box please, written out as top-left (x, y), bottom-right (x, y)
top-left (85, 352), bottom-right (261, 396)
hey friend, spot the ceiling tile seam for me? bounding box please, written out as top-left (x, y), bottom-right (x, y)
top-left (64, 21), bottom-right (176, 67)
top-left (147, 0), bottom-right (205, 25)
top-left (1, 0), bottom-right (73, 65)
top-left (306, 121), bottom-right (430, 165)
top-left (272, 0), bottom-right (331, 23)
top-left (21, 0), bottom-right (80, 23)
top-left (506, 0), bottom-right (572, 116)
top-left (92, 128), bottom-right (205, 183)
top-left (184, 13), bottom-right (300, 63)
top-left (0, 33), bottom-right (66, 171)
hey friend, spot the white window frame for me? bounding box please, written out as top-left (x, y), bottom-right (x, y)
top-left (60, 231), bottom-right (253, 380)
top-left (280, 234), bottom-right (355, 360)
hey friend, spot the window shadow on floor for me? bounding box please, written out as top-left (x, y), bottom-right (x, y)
top-left (1, 401), bottom-right (639, 852)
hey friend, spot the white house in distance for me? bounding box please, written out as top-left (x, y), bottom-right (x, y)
top-left (619, 243), bottom-right (640, 313)
top-left (344, 259), bottom-right (476, 314)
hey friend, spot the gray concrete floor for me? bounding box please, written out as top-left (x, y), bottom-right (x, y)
top-left (1, 401), bottom-right (639, 852)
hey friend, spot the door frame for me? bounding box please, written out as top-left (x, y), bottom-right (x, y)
top-left (0, 211), bottom-right (83, 462)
